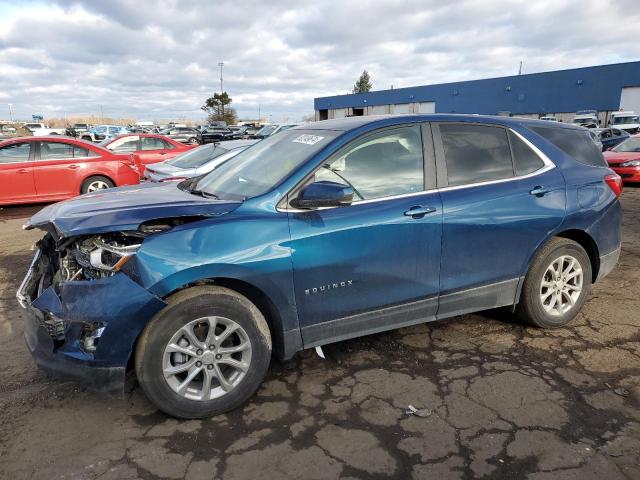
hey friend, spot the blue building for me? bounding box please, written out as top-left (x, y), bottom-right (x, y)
top-left (314, 61), bottom-right (640, 124)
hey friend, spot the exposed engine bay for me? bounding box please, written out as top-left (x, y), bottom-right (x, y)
top-left (35, 217), bottom-right (204, 291)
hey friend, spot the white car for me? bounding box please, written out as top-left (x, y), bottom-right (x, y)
top-left (540, 115), bottom-right (558, 122)
top-left (23, 122), bottom-right (66, 136)
top-left (571, 114), bottom-right (599, 128)
top-left (608, 112), bottom-right (640, 134)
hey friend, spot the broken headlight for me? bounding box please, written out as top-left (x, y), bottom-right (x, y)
top-left (87, 238), bottom-right (140, 272)
top-left (59, 234), bottom-right (142, 281)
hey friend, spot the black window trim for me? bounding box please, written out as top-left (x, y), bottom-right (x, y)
top-left (279, 123), bottom-right (437, 212)
top-left (432, 122), bottom-right (555, 191)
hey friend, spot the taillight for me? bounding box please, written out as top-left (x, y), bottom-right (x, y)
top-left (605, 173), bottom-right (623, 197)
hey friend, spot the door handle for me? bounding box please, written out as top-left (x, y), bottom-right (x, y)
top-left (68, 164), bottom-right (80, 169)
top-left (404, 206), bottom-right (436, 218)
top-left (17, 168), bottom-right (29, 174)
top-left (530, 186), bottom-right (550, 196)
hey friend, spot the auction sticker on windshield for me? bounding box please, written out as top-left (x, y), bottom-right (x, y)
top-left (292, 134), bottom-right (324, 145)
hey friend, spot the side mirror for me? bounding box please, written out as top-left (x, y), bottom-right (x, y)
top-left (291, 181), bottom-right (354, 209)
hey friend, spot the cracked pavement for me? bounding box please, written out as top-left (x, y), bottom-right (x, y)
top-left (1, 189), bottom-right (639, 480)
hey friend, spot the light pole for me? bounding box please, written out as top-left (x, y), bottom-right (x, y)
top-left (218, 61), bottom-right (224, 119)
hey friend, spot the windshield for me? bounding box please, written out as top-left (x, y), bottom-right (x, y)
top-left (612, 116), bottom-right (639, 125)
top-left (255, 125), bottom-right (277, 136)
top-left (193, 129), bottom-right (339, 200)
top-left (167, 144), bottom-right (229, 168)
top-left (612, 138), bottom-right (640, 153)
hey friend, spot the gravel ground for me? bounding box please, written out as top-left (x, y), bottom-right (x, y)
top-left (1, 189), bottom-right (639, 480)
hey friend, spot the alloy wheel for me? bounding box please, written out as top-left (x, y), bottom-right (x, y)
top-left (86, 180), bottom-right (110, 192)
top-left (539, 255), bottom-right (583, 317)
top-left (162, 316), bottom-right (252, 401)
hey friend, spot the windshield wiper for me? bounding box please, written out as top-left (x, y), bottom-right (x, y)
top-left (187, 188), bottom-right (218, 199)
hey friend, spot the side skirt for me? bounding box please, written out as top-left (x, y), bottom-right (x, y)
top-left (300, 277), bottom-right (522, 349)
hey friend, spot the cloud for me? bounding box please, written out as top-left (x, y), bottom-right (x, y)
top-left (0, 0), bottom-right (638, 122)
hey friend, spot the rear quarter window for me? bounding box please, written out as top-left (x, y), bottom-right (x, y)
top-left (530, 126), bottom-right (606, 167)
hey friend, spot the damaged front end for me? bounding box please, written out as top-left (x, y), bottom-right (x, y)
top-left (17, 228), bottom-right (169, 395)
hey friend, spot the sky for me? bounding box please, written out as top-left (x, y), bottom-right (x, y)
top-left (1, 0), bottom-right (639, 123)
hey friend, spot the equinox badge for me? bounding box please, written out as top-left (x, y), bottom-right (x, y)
top-left (305, 280), bottom-right (353, 295)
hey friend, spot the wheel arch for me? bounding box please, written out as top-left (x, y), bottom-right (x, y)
top-left (554, 229), bottom-right (600, 283)
top-left (516, 228), bottom-right (600, 307)
top-left (127, 276), bottom-right (297, 375)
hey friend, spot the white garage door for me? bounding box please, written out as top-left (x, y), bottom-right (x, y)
top-left (417, 102), bottom-right (435, 113)
top-left (620, 87), bottom-right (640, 113)
top-left (369, 105), bottom-right (386, 115)
top-left (332, 108), bottom-right (347, 119)
top-left (393, 103), bottom-right (411, 114)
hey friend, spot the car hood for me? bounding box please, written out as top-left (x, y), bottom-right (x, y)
top-left (25, 182), bottom-right (241, 238)
top-left (604, 151), bottom-right (640, 165)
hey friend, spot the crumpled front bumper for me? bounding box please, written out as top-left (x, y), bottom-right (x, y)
top-left (17, 249), bottom-right (167, 394)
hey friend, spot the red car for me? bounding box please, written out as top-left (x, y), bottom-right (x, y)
top-left (0, 136), bottom-right (140, 206)
top-left (101, 134), bottom-right (194, 176)
top-left (604, 134), bottom-right (640, 183)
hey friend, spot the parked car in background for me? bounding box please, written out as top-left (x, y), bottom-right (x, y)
top-left (144, 139), bottom-right (257, 182)
top-left (65, 123), bottom-right (91, 137)
top-left (160, 127), bottom-right (202, 145)
top-left (101, 133), bottom-right (194, 176)
top-left (17, 115), bottom-right (622, 418)
top-left (587, 129), bottom-right (603, 151)
top-left (540, 115), bottom-right (559, 122)
top-left (249, 123), bottom-right (299, 139)
top-left (608, 111), bottom-right (640, 134)
top-left (0, 136), bottom-right (139, 205)
top-left (604, 134), bottom-right (640, 183)
top-left (571, 111), bottom-right (599, 128)
top-left (593, 128), bottom-right (630, 151)
top-left (201, 126), bottom-right (236, 144)
top-left (24, 122), bottom-right (66, 136)
top-left (0, 123), bottom-right (32, 140)
top-left (228, 125), bottom-right (251, 138)
top-left (80, 125), bottom-right (129, 143)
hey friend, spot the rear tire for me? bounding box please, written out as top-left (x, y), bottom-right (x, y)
top-left (516, 237), bottom-right (592, 328)
top-left (80, 175), bottom-right (114, 194)
top-left (135, 286), bottom-right (272, 418)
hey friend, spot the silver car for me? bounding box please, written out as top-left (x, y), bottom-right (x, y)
top-left (144, 139), bottom-right (257, 182)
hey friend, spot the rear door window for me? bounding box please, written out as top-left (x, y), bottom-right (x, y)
top-left (531, 126), bottom-right (606, 167)
top-left (39, 141), bottom-right (74, 160)
top-left (439, 124), bottom-right (514, 186)
top-left (141, 137), bottom-right (167, 150)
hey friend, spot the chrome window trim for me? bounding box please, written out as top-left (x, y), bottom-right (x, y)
top-left (277, 127), bottom-right (556, 212)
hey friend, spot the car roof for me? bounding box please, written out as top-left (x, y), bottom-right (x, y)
top-left (292, 114), bottom-right (587, 132)
top-left (216, 139), bottom-right (258, 149)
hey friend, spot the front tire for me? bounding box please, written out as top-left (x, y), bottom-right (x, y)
top-left (516, 237), bottom-right (592, 328)
top-left (135, 286), bottom-right (272, 418)
top-left (187, 137), bottom-right (200, 145)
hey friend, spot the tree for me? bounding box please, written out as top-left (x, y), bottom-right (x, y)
top-left (201, 92), bottom-right (238, 125)
top-left (352, 70), bottom-right (372, 93)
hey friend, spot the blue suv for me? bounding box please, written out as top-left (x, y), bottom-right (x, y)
top-left (18, 115), bottom-right (622, 418)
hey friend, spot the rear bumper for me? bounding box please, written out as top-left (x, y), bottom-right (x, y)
top-left (597, 245), bottom-right (621, 282)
